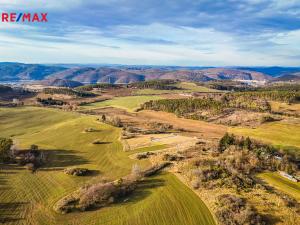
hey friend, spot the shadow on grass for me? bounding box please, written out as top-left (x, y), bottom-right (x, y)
top-left (117, 177), bottom-right (165, 206)
top-left (0, 164), bottom-right (23, 191)
top-left (262, 214), bottom-right (282, 225)
top-left (0, 202), bottom-right (27, 224)
top-left (39, 149), bottom-right (89, 171)
top-left (92, 141), bottom-right (112, 145)
top-left (84, 177), bottom-right (165, 213)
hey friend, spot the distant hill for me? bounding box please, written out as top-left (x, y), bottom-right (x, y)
top-left (238, 67), bottom-right (300, 77)
top-left (0, 62), bottom-right (66, 81)
top-left (0, 63), bottom-right (276, 84)
top-left (273, 73), bottom-right (300, 82)
top-left (0, 84), bottom-right (13, 93)
top-left (47, 67), bottom-right (145, 84)
top-left (40, 79), bottom-right (83, 88)
top-left (128, 68), bottom-right (270, 82)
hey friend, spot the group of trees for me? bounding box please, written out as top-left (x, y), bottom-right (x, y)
top-left (143, 98), bottom-right (224, 116)
top-left (227, 91), bottom-right (299, 104)
top-left (76, 83), bottom-right (120, 91)
top-left (37, 97), bottom-right (65, 106)
top-left (200, 80), bottom-right (252, 91)
top-left (217, 133), bottom-right (298, 174)
top-left (100, 115), bottom-right (123, 127)
top-left (43, 88), bottom-right (96, 97)
top-left (129, 79), bottom-right (179, 90)
top-left (0, 137), bottom-right (13, 162)
top-left (191, 133), bottom-right (298, 193)
top-left (64, 168), bottom-right (91, 176)
top-left (0, 138), bottom-right (45, 172)
top-left (221, 94), bottom-right (271, 112)
top-left (142, 95), bottom-right (271, 119)
top-left (216, 194), bottom-right (265, 225)
top-left (54, 162), bottom-right (169, 214)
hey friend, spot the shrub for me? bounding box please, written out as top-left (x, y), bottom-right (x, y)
top-left (54, 162), bottom-right (172, 214)
top-left (0, 137), bottom-right (13, 162)
top-left (54, 179), bottom-right (137, 213)
top-left (102, 116), bottom-right (123, 127)
top-left (216, 194), bottom-right (265, 225)
top-left (261, 115), bottom-right (276, 123)
top-left (143, 162), bottom-right (171, 177)
top-left (163, 153), bottom-right (184, 161)
top-left (218, 133), bottom-right (235, 152)
top-left (192, 166), bottom-right (229, 182)
top-left (64, 168), bottom-right (91, 176)
top-left (136, 152), bottom-right (154, 160)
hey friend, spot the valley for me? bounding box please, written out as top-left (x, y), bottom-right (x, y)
top-left (0, 73), bottom-right (299, 225)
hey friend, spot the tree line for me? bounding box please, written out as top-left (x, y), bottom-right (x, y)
top-left (129, 79), bottom-right (180, 90)
top-left (142, 95), bottom-right (271, 118)
top-left (43, 88), bottom-right (96, 97)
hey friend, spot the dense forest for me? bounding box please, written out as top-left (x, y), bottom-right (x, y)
top-left (142, 94), bottom-right (272, 117)
top-left (201, 82), bottom-right (300, 95)
top-left (227, 91), bottom-right (300, 103)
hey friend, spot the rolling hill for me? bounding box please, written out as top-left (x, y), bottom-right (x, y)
top-left (46, 67), bottom-right (270, 84)
top-left (0, 63), bottom-right (275, 84)
top-left (0, 62), bottom-right (66, 81)
top-left (40, 79), bottom-right (83, 88)
top-left (0, 107), bottom-right (216, 225)
top-left (273, 73), bottom-right (300, 82)
top-left (47, 67), bottom-right (145, 84)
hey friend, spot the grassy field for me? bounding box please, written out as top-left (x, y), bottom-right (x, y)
top-left (81, 95), bottom-right (162, 112)
top-left (270, 101), bottom-right (300, 113)
top-left (126, 144), bottom-right (169, 155)
top-left (135, 82), bottom-right (220, 95)
top-left (229, 121), bottom-right (300, 155)
top-left (257, 172), bottom-right (300, 201)
top-left (0, 107), bottom-right (215, 225)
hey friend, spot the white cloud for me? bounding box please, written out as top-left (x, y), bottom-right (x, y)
top-left (0, 22), bottom-right (299, 66)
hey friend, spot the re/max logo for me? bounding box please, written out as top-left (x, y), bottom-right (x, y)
top-left (1, 13), bottom-right (48, 23)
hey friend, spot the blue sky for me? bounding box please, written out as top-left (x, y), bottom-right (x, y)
top-left (0, 0), bottom-right (300, 66)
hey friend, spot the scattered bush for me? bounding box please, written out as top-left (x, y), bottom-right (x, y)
top-left (16, 145), bottom-right (46, 171)
top-left (101, 115), bottom-right (123, 127)
top-left (218, 133), bottom-right (235, 152)
top-left (260, 115), bottom-right (276, 123)
top-left (54, 162), bottom-right (170, 214)
top-left (216, 194), bottom-right (266, 225)
top-left (163, 153), bottom-right (184, 161)
top-left (44, 88), bottom-right (96, 97)
top-left (37, 97), bottom-right (65, 106)
top-left (64, 168), bottom-right (91, 176)
top-left (136, 152), bottom-right (154, 160)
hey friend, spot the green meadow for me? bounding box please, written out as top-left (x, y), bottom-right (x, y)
top-left (135, 82), bottom-right (219, 95)
top-left (258, 172), bottom-right (300, 201)
top-left (81, 95), bottom-right (162, 112)
top-left (229, 121), bottom-right (300, 155)
top-left (0, 107), bottom-right (215, 225)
